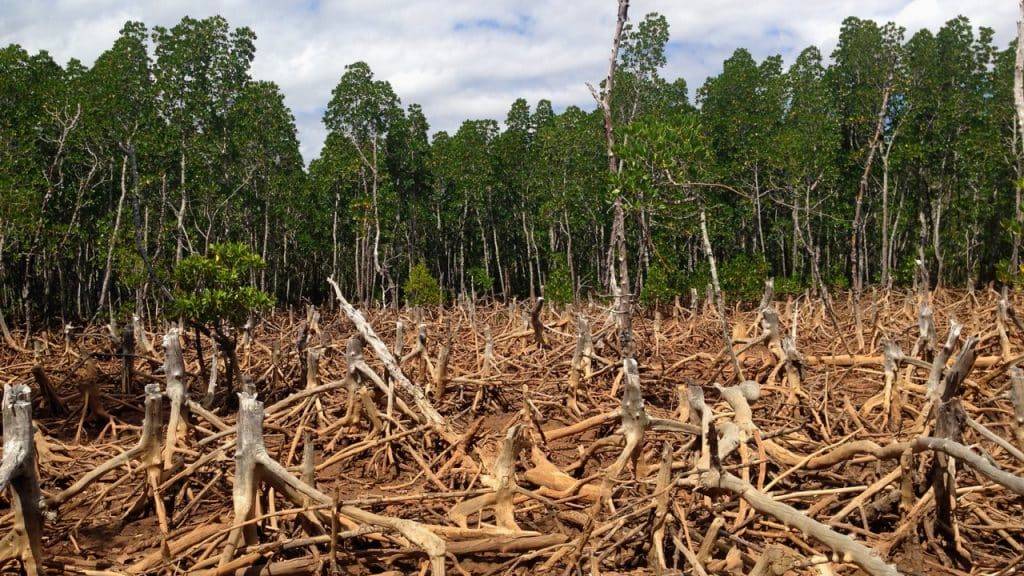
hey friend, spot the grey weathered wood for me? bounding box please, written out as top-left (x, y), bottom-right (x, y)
top-left (0, 383), bottom-right (44, 575)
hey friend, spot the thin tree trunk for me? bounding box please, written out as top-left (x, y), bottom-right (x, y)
top-left (1014, 5), bottom-right (1024, 271)
top-left (97, 156), bottom-right (129, 313)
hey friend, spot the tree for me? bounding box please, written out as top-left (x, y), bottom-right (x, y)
top-left (169, 242), bottom-right (273, 392)
top-left (404, 261), bottom-right (443, 306)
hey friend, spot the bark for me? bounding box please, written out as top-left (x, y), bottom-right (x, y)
top-left (700, 210), bottom-right (744, 380)
top-left (96, 156), bottom-right (129, 312)
top-left (0, 384), bottom-right (44, 576)
top-left (327, 278), bottom-right (450, 440)
top-left (697, 467), bottom-right (899, 576)
top-left (163, 327), bottom-right (189, 471)
top-left (1015, 5), bottom-right (1024, 269)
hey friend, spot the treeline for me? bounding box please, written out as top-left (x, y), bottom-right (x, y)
top-left (1, 13), bottom-right (1021, 323)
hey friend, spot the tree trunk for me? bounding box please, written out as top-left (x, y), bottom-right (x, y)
top-left (1014, 6), bottom-right (1024, 271)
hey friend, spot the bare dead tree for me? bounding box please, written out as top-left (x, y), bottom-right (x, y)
top-left (0, 384), bottom-right (44, 576)
top-left (700, 210), bottom-right (744, 381)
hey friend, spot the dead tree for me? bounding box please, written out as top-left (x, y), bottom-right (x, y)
top-left (328, 278), bottom-right (450, 439)
top-left (700, 209), bottom-right (744, 381)
top-left (607, 358), bottom-right (649, 481)
top-left (567, 316), bottom-right (589, 416)
top-left (432, 326), bottom-right (452, 403)
top-left (530, 296), bottom-right (546, 349)
top-left (47, 383), bottom-right (165, 532)
top-left (162, 327), bottom-right (189, 471)
top-left (1014, 0), bottom-right (1024, 269)
top-left (30, 364), bottom-right (66, 417)
top-left (449, 424), bottom-right (530, 530)
top-left (929, 335), bottom-right (978, 566)
top-left (0, 384), bottom-right (44, 576)
top-left (584, 0), bottom-right (632, 359)
top-left (697, 459), bottom-right (899, 576)
top-left (120, 321), bottom-right (135, 395)
top-left (1010, 366), bottom-right (1024, 449)
top-left (73, 359), bottom-right (116, 442)
top-left (133, 314), bottom-right (156, 356)
top-left (221, 391), bottom-right (447, 574)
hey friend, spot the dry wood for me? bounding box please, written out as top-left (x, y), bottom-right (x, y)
top-left (6, 289), bottom-right (1024, 574)
top-left (0, 384), bottom-right (44, 576)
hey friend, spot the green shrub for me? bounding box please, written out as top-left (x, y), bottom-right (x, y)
top-left (997, 258), bottom-right (1024, 288)
top-left (467, 266), bottom-right (493, 295)
top-left (544, 254), bottom-right (574, 304)
top-left (893, 257), bottom-right (917, 287)
top-left (824, 264), bottom-right (850, 290)
top-left (404, 262), bottom-right (443, 306)
top-left (774, 276), bottom-right (806, 296)
top-left (680, 261), bottom-right (709, 291)
top-left (169, 242), bottom-right (273, 393)
top-left (719, 254), bottom-right (769, 302)
top-left (169, 242), bottom-right (273, 328)
top-left (640, 261), bottom-right (677, 306)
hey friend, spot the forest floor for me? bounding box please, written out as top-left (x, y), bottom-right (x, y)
top-left (2, 288), bottom-right (1024, 575)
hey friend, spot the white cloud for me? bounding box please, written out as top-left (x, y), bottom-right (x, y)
top-left (0, 0), bottom-right (1016, 161)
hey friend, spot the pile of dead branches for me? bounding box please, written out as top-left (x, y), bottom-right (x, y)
top-left (2, 284), bottom-right (1024, 575)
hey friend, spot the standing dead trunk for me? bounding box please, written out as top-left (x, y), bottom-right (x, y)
top-left (120, 322), bottom-right (135, 396)
top-left (31, 364), bottom-right (66, 417)
top-left (1014, 5), bottom-right (1024, 270)
top-left (162, 327), bottom-right (188, 471)
top-left (530, 297), bottom-right (546, 349)
top-left (930, 337), bottom-right (977, 565)
top-left (589, 0), bottom-right (631, 326)
top-left (1010, 366), bottom-right (1024, 450)
top-left (0, 384), bottom-right (44, 576)
top-left (221, 391), bottom-right (447, 574)
top-left (700, 210), bottom-right (744, 381)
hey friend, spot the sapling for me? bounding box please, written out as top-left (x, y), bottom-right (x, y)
top-left (169, 243), bottom-right (273, 400)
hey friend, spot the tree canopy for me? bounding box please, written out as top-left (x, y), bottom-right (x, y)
top-left (1, 12), bottom-right (1021, 322)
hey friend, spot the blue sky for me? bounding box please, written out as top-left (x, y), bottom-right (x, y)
top-left (1, 1), bottom-right (1016, 161)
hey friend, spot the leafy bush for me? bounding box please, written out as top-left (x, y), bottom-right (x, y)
top-left (467, 266), bottom-right (493, 295)
top-left (679, 254), bottom-right (769, 302)
top-left (893, 257), bottom-right (917, 288)
top-left (719, 254), bottom-right (769, 302)
top-left (824, 264), bottom-right (850, 290)
top-left (404, 262), bottom-right (443, 306)
top-left (996, 258), bottom-right (1024, 288)
top-left (169, 242), bottom-right (273, 394)
top-left (544, 254), bottom-right (574, 304)
top-left (680, 262), bottom-right (711, 295)
top-left (169, 242), bottom-right (273, 328)
top-left (774, 276), bottom-right (806, 296)
top-left (640, 260), bottom-right (677, 306)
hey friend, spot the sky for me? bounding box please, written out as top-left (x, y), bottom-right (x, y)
top-left (0, 1), bottom-right (1017, 162)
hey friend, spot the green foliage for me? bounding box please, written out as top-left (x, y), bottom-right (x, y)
top-left (467, 266), bottom-right (493, 294)
top-left (719, 254), bottom-right (769, 302)
top-left (894, 257), bottom-right (918, 287)
top-left (3, 10), bottom-right (1023, 319)
top-left (169, 243), bottom-right (273, 328)
top-left (544, 255), bottom-right (574, 304)
top-left (680, 255), bottom-right (770, 302)
top-left (774, 276), bottom-right (806, 296)
top-left (825, 265), bottom-right (851, 290)
top-left (996, 258), bottom-right (1024, 287)
top-left (404, 262), bottom-right (443, 306)
top-left (640, 260), bottom-right (677, 306)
